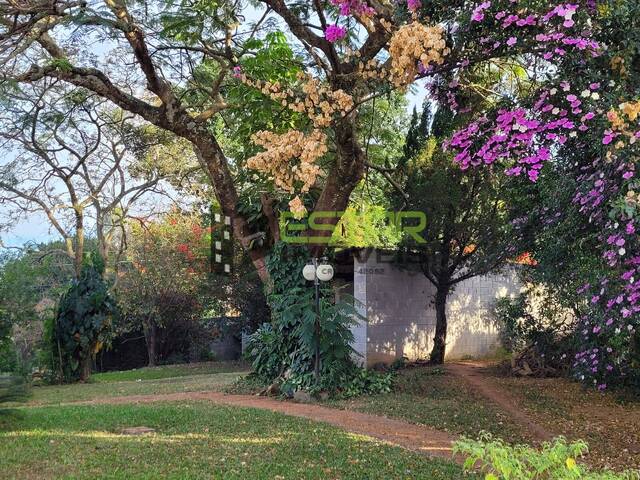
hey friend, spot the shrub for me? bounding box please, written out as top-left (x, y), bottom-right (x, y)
top-left (245, 243), bottom-right (396, 398)
top-left (52, 253), bottom-right (115, 382)
top-left (245, 286), bottom-right (360, 395)
top-left (0, 375), bottom-right (28, 410)
top-left (337, 368), bottom-right (394, 398)
top-left (454, 434), bottom-right (639, 480)
top-left (494, 291), bottom-right (577, 375)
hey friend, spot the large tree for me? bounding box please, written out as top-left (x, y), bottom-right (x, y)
top-left (0, 0), bottom-right (597, 284)
top-left (393, 105), bottom-right (519, 364)
top-left (0, 82), bottom-right (186, 277)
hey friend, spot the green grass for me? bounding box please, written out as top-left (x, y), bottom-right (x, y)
top-left (27, 372), bottom-right (245, 406)
top-left (24, 362), bottom-right (250, 406)
top-left (327, 366), bottom-right (526, 443)
top-left (92, 361), bottom-right (249, 383)
top-left (0, 402), bottom-right (473, 479)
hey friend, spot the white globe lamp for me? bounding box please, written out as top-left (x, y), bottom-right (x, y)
top-left (302, 263), bottom-right (317, 282)
top-left (316, 262), bottom-right (334, 282)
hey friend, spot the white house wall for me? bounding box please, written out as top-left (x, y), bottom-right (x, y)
top-left (352, 250), bottom-right (522, 366)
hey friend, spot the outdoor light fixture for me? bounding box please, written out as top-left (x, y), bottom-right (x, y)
top-left (316, 260), bottom-right (334, 282)
top-left (302, 262), bottom-right (317, 282)
top-left (302, 258), bottom-right (335, 282)
top-left (302, 256), bottom-right (334, 383)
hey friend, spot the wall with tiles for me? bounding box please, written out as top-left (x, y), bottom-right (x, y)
top-left (351, 250), bottom-right (522, 365)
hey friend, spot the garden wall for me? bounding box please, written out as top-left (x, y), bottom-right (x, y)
top-left (350, 250), bottom-right (522, 366)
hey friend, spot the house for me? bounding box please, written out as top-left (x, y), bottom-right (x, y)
top-left (334, 249), bottom-right (522, 366)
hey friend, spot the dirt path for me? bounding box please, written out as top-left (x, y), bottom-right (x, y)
top-left (447, 362), bottom-right (554, 443)
top-left (68, 390), bottom-right (458, 460)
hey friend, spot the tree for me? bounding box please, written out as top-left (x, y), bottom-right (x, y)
top-left (0, 0), bottom-right (597, 285)
top-left (53, 252), bottom-right (115, 381)
top-left (0, 83), bottom-right (187, 278)
top-left (0, 242), bottom-right (74, 372)
top-left (444, 0), bottom-right (640, 389)
top-left (393, 105), bottom-right (517, 364)
top-left (116, 211), bottom-right (212, 366)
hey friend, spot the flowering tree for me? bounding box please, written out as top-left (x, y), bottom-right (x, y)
top-left (116, 212), bottom-right (211, 366)
top-left (444, 1), bottom-right (640, 388)
top-left (2, 0), bottom-right (635, 386)
top-left (0, 0), bottom-right (597, 280)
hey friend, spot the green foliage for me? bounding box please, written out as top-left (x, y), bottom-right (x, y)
top-left (0, 337), bottom-right (17, 374)
top-left (0, 375), bottom-right (28, 409)
top-left (337, 368), bottom-right (394, 399)
top-left (245, 286), bottom-right (359, 395)
top-left (53, 252), bottom-right (115, 381)
top-left (265, 242), bottom-right (307, 295)
top-left (329, 204), bottom-right (402, 249)
top-left (454, 434), bottom-right (639, 480)
top-left (47, 57), bottom-right (73, 72)
top-left (247, 242), bottom-right (392, 396)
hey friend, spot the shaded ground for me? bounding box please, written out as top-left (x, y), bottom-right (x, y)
top-left (92, 361), bottom-right (248, 383)
top-left (446, 362), bottom-right (554, 442)
top-left (490, 372), bottom-right (640, 471)
top-left (326, 365), bottom-right (528, 443)
top-left (26, 371), bottom-right (246, 405)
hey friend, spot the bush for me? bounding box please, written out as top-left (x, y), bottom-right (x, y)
top-left (52, 253), bottom-right (115, 382)
top-left (245, 286), bottom-right (360, 395)
top-left (245, 243), bottom-right (397, 398)
top-left (0, 375), bottom-right (29, 410)
top-left (454, 434), bottom-right (639, 480)
top-left (337, 368), bottom-right (394, 398)
top-left (494, 291), bottom-right (576, 375)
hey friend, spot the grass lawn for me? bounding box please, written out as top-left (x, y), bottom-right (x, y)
top-left (91, 361), bottom-right (249, 383)
top-left (26, 362), bottom-right (250, 406)
top-left (326, 366), bottom-right (527, 443)
top-left (0, 402), bottom-right (472, 479)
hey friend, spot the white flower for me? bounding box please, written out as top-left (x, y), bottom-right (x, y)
top-left (552, 107), bottom-right (560, 115)
top-left (591, 92), bottom-right (600, 100)
top-left (619, 247), bottom-right (626, 256)
top-left (581, 89), bottom-right (591, 98)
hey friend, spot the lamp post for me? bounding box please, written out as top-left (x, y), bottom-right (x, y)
top-left (302, 256), bottom-right (334, 382)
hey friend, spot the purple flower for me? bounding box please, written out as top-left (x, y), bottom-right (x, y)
top-left (407, 0), bottom-right (422, 11)
top-left (325, 25), bottom-right (347, 42)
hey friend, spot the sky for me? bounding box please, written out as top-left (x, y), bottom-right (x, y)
top-left (0, 4), bottom-right (428, 249)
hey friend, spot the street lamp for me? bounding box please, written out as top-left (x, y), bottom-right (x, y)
top-left (302, 257), bottom-right (334, 382)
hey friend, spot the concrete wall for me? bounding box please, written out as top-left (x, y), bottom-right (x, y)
top-left (351, 250), bottom-right (522, 366)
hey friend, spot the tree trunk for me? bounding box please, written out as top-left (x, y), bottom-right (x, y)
top-left (185, 130), bottom-right (270, 283)
top-left (78, 354), bottom-right (92, 382)
top-left (144, 321), bottom-right (157, 367)
top-left (430, 285), bottom-right (450, 365)
top-left (308, 117), bottom-right (366, 255)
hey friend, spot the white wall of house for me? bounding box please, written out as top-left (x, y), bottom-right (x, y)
top-left (350, 250), bottom-right (522, 366)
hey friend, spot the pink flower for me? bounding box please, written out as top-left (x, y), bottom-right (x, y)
top-left (471, 1), bottom-right (491, 22)
top-left (506, 37), bottom-right (517, 46)
top-left (407, 0), bottom-right (421, 11)
top-left (325, 25), bottom-right (347, 42)
top-left (232, 66), bottom-right (243, 78)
